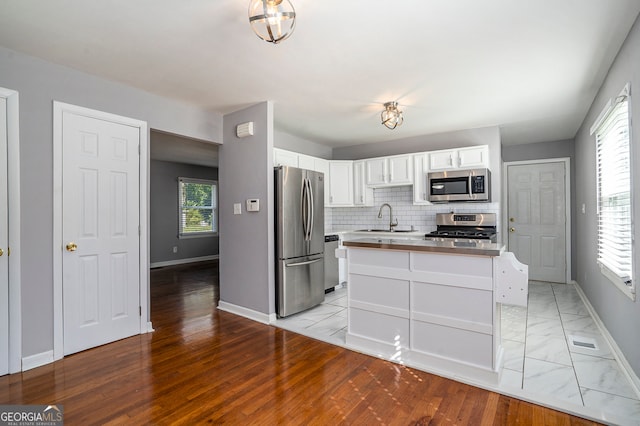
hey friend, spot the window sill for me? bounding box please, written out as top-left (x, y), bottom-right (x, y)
top-left (598, 262), bottom-right (635, 301)
top-left (179, 232), bottom-right (218, 240)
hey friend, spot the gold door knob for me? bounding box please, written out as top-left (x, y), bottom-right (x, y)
top-left (66, 242), bottom-right (78, 252)
top-left (509, 227), bottom-right (516, 233)
top-left (0, 248), bottom-right (3, 256)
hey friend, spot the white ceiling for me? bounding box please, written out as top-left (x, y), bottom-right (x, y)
top-left (1, 0), bottom-right (639, 148)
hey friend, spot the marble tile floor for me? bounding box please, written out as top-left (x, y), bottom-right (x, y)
top-left (273, 281), bottom-right (640, 425)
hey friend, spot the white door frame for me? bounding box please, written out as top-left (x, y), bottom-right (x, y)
top-left (502, 157), bottom-right (571, 284)
top-left (0, 87), bottom-right (21, 373)
top-left (53, 101), bottom-right (150, 361)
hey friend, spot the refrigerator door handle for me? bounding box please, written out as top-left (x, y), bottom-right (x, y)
top-left (308, 178), bottom-right (314, 241)
top-left (286, 258), bottom-right (323, 267)
top-left (304, 178), bottom-right (312, 241)
top-left (301, 178), bottom-right (308, 240)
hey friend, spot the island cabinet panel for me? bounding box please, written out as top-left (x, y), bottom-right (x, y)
top-left (412, 252), bottom-right (492, 277)
top-left (349, 308), bottom-right (410, 349)
top-left (350, 275), bottom-right (409, 310)
top-left (350, 249), bottom-right (409, 269)
top-left (411, 322), bottom-right (494, 368)
top-left (412, 282), bottom-right (493, 325)
top-left (345, 246), bottom-right (505, 385)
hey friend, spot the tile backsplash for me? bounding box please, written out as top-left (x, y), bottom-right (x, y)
top-left (325, 185), bottom-right (499, 234)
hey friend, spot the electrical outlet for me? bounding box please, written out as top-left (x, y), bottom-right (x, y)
top-left (172, 246), bottom-right (178, 253)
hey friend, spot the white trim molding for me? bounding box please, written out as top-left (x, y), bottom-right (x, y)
top-left (22, 350), bottom-right (54, 372)
top-left (502, 157), bottom-right (572, 283)
top-left (53, 101), bottom-right (149, 360)
top-left (150, 254), bottom-right (219, 269)
top-left (0, 87), bottom-right (21, 373)
top-left (573, 280), bottom-right (640, 399)
top-left (217, 301), bottom-right (276, 324)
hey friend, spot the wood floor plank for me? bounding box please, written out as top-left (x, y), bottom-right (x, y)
top-left (0, 261), bottom-right (603, 425)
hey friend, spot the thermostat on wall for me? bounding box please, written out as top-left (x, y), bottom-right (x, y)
top-left (246, 198), bottom-right (260, 212)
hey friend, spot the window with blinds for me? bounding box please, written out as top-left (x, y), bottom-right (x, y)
top-left (178, 177), bottom-right (218, 237)
top-left (592, 83), bottom-right (634, 299)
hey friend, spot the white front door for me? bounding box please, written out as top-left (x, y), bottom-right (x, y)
top-left (507, 161), bottom-right (567, 283)
top-left (0, 97), bottom-right (8, 375)
top-left (62, 109), bottom-right (141, 355)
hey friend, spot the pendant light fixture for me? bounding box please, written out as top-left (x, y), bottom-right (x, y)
top-left (248, 0), bottom-right (296, 44)
top-left (381, 101), bottom-right (404, 129)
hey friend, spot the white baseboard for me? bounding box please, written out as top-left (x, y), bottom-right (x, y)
top-left (217, 301), bottom-right (276, 324)
top-left (150, 254), bottom-right (219, 269)
top-left (22, 350), bottom-right (54, 371)
top-left (145, 321), bottom-right (155, 333)
top-left (573, 280), bottom-right (640, 399)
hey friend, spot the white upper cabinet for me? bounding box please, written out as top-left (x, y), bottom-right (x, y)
top-left (297, 153), bottom-right (316, 170)
top-left (365, 158), bottom-right (387, 186)
top-left (458, 145), bottom-right (489, 169)
top-left (328, 161), bottom-right (354, 206)
top-left (365, 154), bottom-right (413, 186)
top-left (429, 145), bottom-right (489, 171)
top-left (274, 148), bottom-right (299, 167)
top-left (353, 160), bottom-right (374, 206)
top-left (313, 158), bottom-right (330, 205)
top-left (413, 153), bottom-right (430, 205)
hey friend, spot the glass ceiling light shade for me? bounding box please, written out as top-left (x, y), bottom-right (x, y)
top-left (248, 0), bottom-right (296, 44)
top-left (381, 101), bottom-right (404, 129)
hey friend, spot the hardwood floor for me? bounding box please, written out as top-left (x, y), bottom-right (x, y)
top-left (0, 260), bottom-right (601, 425)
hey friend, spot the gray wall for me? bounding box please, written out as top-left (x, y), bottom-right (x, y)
top-left (150, 160), bottom-right (219, 264)
top-left (274, 129), bottom-right (333, 159)
top-left (501, 139), bottom-right (574, 163)
top-left (502, 139), bottom-right (577, 280)
top-left (574, 15), bottom-right (640, 375)
top-left (0, 46), bottom-right (222, 358)
top-left (333, 126), bottom-right (503, 203)
top-left (219, 102), bottom-right (275, 315)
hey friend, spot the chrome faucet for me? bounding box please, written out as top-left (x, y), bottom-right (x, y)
top-left (377, 203), bottom-right (398, 231)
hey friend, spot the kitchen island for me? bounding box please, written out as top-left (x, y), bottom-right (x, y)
top-left (341, 237), bottom-right (528, 385)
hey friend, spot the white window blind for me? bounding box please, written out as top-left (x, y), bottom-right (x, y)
top-left (593, 84), bottom-right (634, 297)
top-left (178, 178), bottom-right (217, 237)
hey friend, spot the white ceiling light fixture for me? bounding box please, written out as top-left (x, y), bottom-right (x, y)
top-left (381, 101), bottom-right (404, 130)
top-left (248, 0), bottom-right (296, 44)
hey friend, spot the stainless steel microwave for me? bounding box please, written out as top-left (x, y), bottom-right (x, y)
top-left (428, 168), bottom-right (491, 202)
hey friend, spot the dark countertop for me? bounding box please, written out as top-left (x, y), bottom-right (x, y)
top-left (342, 237), bottom-right (505, 257)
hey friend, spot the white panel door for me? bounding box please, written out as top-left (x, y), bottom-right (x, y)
top-left (507, 162), bottom-right (566, 282)
top-left (62, 111), bottom-right (140, 355)
top-left (0, 97), bottom-right (8, 375)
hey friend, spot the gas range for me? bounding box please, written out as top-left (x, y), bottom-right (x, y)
top-left (424, 213), bottom-right (497, 243)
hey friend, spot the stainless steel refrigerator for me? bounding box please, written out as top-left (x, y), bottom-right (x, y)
top-left (275, 166), bottom-right (325, 317)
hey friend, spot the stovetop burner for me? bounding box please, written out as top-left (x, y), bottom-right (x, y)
top-left (424, 213), bottom-right (498, 243)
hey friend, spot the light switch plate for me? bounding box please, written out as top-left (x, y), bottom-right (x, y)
top-left (233, 203), bottom-right (242, 215)
top-left (246, 198), bottom-right (260, 212)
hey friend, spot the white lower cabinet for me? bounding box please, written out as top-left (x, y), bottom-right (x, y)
top-left (346, 247), bottom-right (505, 384)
